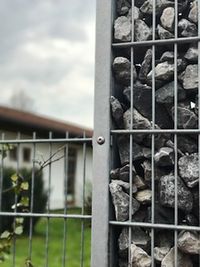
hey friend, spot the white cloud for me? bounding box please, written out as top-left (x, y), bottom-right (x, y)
top-left (0, 0), bottom-right (95, 128)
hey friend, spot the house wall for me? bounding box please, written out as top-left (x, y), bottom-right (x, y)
top-left (1, 130), bottom-right (93, 209)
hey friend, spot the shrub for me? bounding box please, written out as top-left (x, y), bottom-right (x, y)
top-left (0, 167), bottom-right (48, 233)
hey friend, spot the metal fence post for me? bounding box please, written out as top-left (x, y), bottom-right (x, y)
top-left (91, 0), bottom-right (113, 266)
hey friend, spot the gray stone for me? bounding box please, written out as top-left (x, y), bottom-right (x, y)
top-left (178, 231), bottom-right (200, 254)
top-left (160, 7), bottom-right (175, 32)
top-left (184, 46), bottom-right (198, 63)
top-left (123, 108), bottom-right (151, 144)
top-left (155, 81), bottom-right (186, 104)
top-left (147, 59), bottom-right (186, 84)
top-left (154, 147), bottom-right (174, 167)
top-left (139, 49), bottom-right (152, 82)
top-left (171, 106), bottom-right (198, 129)
top-left (185, 214), bottom-right (199, 226)
top-left (188, 0), bottom-right (198, 24)
top-left (110, 168), bottom-right (120, 179)
top-left (178, 19), bottom-right (197, 37)
top-left (112, 164), bottom-right (137, 182)
top-left (177, 136), bottom-right (198, 154)
top-left (181, 65), bottom-right (198, 90)
top-left (127, 6), bottom-right (141, 21)
top-left (159, 173), bottom-right (193, 212)
top-left (134, 189), bottom-right (152, 204)
top-left (154, 247), bottom-right (170, 262)
top-left (134, 175), bottom-right (147, 190)
top-left (157, 24), bottom-right (174, 39)
top-left (113, 57), bottom-right (137, 86)
top-left (178, 153), bottom-right (199, 188)
top-left (160, 51), bottom-right (174, 62)
top-left (117, 135), bottom-right (151, 164)
top-left (111, 179), bottom-right (137, 194)
top-left (134, 19), bottom-right (151, 42)
top-left (117, 0), bottom-right (131, 15)
top-left (123, 83), bottom-right (173, 129)
top-left (119, 227), bottom-right (150, 257)
top-left (142, 160), bottom-right (167, 182)
top-left (114, 16), bottom-right (132, 42)
top-left (109, 180), bottom-right (140, 221)
top-left (118, 258), bottom-right (128, 267)
top-left (140, 0), bottom-right (188, 15)
top-left (124, 108), bottom-right (166, 148)
top-left (147, 203), bottom-right (175, 225)
top-left (135, 0), bottom-right (146, 7)
top-left (131, 243), bottom-right (151, 267)
top-left (161, 247), bottom-right (193, 267)
top-left (110, 96), bottom-right (124, 128)
top-left (123, 107), bottom-right (149, 132)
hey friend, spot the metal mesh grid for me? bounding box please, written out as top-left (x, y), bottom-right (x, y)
top-left (0, 133), bottom-right (92, 267)
top-left (92, 0), bottom-right (200, 266)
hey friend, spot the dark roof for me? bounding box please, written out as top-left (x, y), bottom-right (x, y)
top-left (0, 106), bottom-right (93, 138)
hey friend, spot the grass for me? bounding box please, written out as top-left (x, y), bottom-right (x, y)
top-left (1, 209), bottom-right (91, 267)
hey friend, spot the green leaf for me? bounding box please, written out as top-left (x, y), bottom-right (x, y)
top-left (0, 231), bottom-right (11, 239)
top-left (15, 218), bottom-right (24, 225)
top-left (20, 182), bottom-right (29, 191)
top-left (25, 258), bottom-right (34, 267)
top-left (20, 197), bottom-right (29, 207)
top-left (14, 226), bottom-right (23, 235)
top-left (11, 173), bottom-right (18, 182)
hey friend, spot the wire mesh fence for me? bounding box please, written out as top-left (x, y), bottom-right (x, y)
top-left (0, 132), bottom-right (92, 267)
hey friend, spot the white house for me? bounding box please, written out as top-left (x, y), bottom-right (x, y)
top-left (0, 106), bottom-right (93, 209)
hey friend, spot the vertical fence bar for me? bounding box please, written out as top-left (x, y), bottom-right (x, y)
top-left (45, 132), bottom-right (53, 267)
top-left (151, 1), bottom-right (156, 266)
top-left (128, 1), bottom-right (135, 266)
top-left (0, 133), bottom-right (5, 212)
top-left (62, 132), bottom-right (69, 267)
top-left (12, 132), bottom-right (21, 267)
top-left (174, 1), bottom-right (178, 266)
top-left (80, 132), bottom-right (87, 267)
top-left (91, 0), bottom-right (112, 266)
top-left (28, 132), bottom-right (36, 260)
top-left (198, 1), bottom-right (200, 266)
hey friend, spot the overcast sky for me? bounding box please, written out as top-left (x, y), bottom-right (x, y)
top-left (0, 0), bottom-right (95, 128)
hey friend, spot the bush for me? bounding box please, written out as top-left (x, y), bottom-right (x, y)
top-left (0, 168), bottom-right (48, 233)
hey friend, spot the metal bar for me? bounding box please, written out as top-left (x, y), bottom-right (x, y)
top-left (62, 132), bottom-right (69, 267)
top-left (151, 0), bottom-right (156, 264)
top-left (111, 129), bottom-right (200, 134)
top-left (28, 132), bottom-right (36, 260)
top-left (198, 1), bottom-right (200, 266)
top-left (12, 132), bottom-right (21, 267)
top-left (0, 133), bottom-right (5, 212)
top-left (109, 221), bottom-right (200, 232)
top-left (0, 138), bottom-right (92, 144)
top-left (112, 36), bottom-right (200, 48)
top-left (128, 1), bottom-right (135, 264)
top-left (45, 132), bottom-right (53, 267)
top-left (80, 132), bottom-right (87, 267)
top-left (0, 212), bottom-right (92, 219)
top-left (174, 1), bottom-right (178, 266)
top-left (91, 0), bottom-right (112, 266)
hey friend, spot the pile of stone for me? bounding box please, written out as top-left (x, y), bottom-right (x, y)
top-left (110, 0), bottom-right (200, 266)
top-left (115, 0), bottom-right (198, 42)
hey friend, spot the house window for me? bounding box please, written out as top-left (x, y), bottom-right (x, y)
top-left (67, 148), bottom-right (76, 197)
top-left (23, 147), bottom-right (31, 162)
top-left (9, 146), bottom-right (17, 161)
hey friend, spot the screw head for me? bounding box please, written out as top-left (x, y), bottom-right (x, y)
top-left (97, 136), bottom-right (105, 145)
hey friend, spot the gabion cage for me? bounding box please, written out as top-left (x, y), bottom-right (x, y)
top-left (92, 0), bottom-right (200, 266)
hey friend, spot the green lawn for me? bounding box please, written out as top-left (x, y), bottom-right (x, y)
top-left (1, 209), bottom-right (91, 267)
